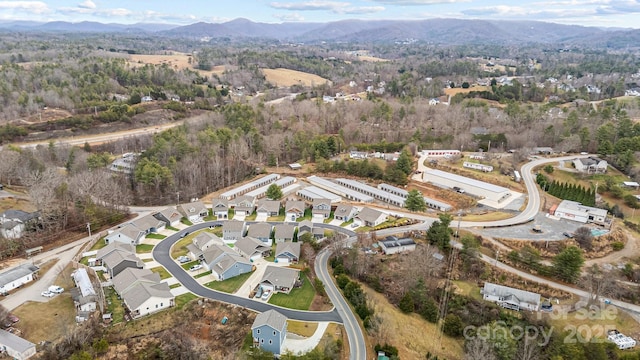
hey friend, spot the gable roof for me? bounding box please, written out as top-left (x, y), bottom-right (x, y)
top-left (274, 224), bottom-right (296, 239)
top-left (0, 329), bottom-right (35, 354)
top-left (202, 244), bottom-right (236, 264)
top-left (177, 201), bottom-right (208, 216)
top-left (132, 214), bottom-right (165, 231)
top-left (252, 309), bottom-right (287, 332)
top-left (257, 200), bottom-right (281, 214)
top-left (483, 282), bottom-right (541, 307)
top-left (235, 236), bottom-right (270, 257)
top-left (123, 281), bottom-right (173, 311)
top-left (154, 207), bottom-right (181, 224)
top-left (112, 268), bottom-right (160, 295)
top-left (312, 198), bottom-right (331, 209)
top-left (285, 200), bottom-right (306, 213)
top-left (96, 242), bottom-right (135, 260)
top-left (356, 207), bottom-right (386, 224)
top-left (276, 241), bottom-right (301, 259)
top-left (102, 250), bottom-right (142, 270)
top-left (334, 204), bottom-right (355, 216)
top-left (223, 220), bottom-right (246, 233)
top-left (214, 253), bottom-right (252, 274)
top-left (0, 209), bottom-right (39, 222)
top-left (260, 265), bottom-right (299, 289)
top-left (108, 223), bottom-right (145, 243)
top-left (192, 232), bottom-right (223, 250)
top-left (298, 220), bottom-right (313, 232)
top-left (212, 198), bottom-right (229, 209)
top-left (0, 263), bottom-right (39, 288)
top-left (247, 223), bottom-right (273, 238)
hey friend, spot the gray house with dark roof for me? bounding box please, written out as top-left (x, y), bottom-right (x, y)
top-left (96, 242), bottom-right (143, 278)
top-left (252, 310), bottom-right (288, 355)
top-left (247, 223), bottom-right (273, 245)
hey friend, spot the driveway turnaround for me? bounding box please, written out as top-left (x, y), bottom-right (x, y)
top-left (152, 221), bottom-right (342, 323)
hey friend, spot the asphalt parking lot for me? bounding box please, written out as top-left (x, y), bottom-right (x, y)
top-left (474, 212), bottom-right (586, 241)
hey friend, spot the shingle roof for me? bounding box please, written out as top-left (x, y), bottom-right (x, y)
top-left (202, 244), bottom-right (236, 264)
top-left (257, 200), bottom-right (281, 214)
top-left (0, 209), bottom-right (39, 222)
top-left (285, 200), bottom-right (306, 213)
top-left (102, 250), bottom-right (142, 271)
top-left (334, 204), bottom-right (354, 216)
top-left (0, 263), bottom-right (39, 288)
top-left (252, 309), bottom-right (287, 332)
top-left (483, 282), bottom-right (541, 307)
top-left (112, 268), bottom-right (160, 295)
top-left (109, 224), bottom-right (145, 243)
top-left (275, 242), bottom-right (301, 259)
top-left (154, 207), bottom-right (181, 224)
top-left (274, 224), bottom-right (296, 239)
top-left (177, 201), bottom-right (208, 216)
top-left (235, 237), bottom-right (270, 257)
top-left (260, 266), bottom-right (299, 289)
top-left (96, 242), bottom-right (135, 260)
top-left (356, 207), bottom-right (386, 224)
top-left (192, 232), bottom-right (223, 250)
top-left (215, 253), bottom-right (251, 274)
top-left (223, 220), bottom-right (245, 233)
top-left (123, 282), bottom-right (173, 311)
top-left (247, 223), bottom-right (272, 238)
top-left (132, 214), bottom-right (165, 231)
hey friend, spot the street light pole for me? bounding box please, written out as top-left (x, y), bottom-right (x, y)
top-left (86, 223), bottom-right (92, 238)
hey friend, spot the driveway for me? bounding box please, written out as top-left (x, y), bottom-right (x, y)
top-left (255, 213), bottom-right (268, 222)
top-left (282, 322), bottom-right (330, 355)
top-left (233, 258), bottom-right (290, 298)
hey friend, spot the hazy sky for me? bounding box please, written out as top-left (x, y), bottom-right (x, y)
top-left (1, 0), bottom-right (639, 28)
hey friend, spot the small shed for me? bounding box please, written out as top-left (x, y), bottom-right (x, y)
top-left (288, 163), bottom-right (302, 170)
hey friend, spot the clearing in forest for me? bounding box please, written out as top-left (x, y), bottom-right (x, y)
top-left (128, 53), bottom-right (225, 77)
top-left (262, 68), bottom-right (331, 87)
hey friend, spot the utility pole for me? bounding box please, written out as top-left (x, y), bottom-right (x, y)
top-left (86, 223), bottom-right (92, 238)
top-left (176, 191), bottom-right (180, 205)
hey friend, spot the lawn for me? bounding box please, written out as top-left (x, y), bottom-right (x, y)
top-left (169, 283), bottom-right (182, 289)
top-left (167, 225), bottom-right (179, 231)
top-left (194, 270), bottom-right (212, 278)
top-left (136, 244), bottom-right (155, 253)
top-left (12, 294), bottom-right (76, 344)
top-left (340, 219), bottom-right (354, 227)
top-left (204, 209), bottom-right (216, 221)
top-left (175, 293), bottom-right (198, 309)
top-left (150, 266), bottom-right (172, 280)
top-left (171, 232), bottom-right (199, 258)
top-left (204, 271), bottom-right (253, 293)
top-left (142, 258), bottom-right (154, 263)
top-left (287, 320), bottom-right (318, 337)
top-left (323, 212), bottom-right (335, 223)
top-left (89, 238), bottom-right (108, 251)
top-left (181, 260), bottom-right (199, 270)
top-left (245, 211), bottom-right (257, 221)
top-left (104, 286), bottom-right (126, 324)
top-left (297, 208), bottom-right (313, 222)
top-left (268, 215), bottom-right (286, 221)
top-left (181, 217), bottom-right (193, 226)
top-left (268, 274), bottom-right (315, 310)
top-left (145, 233), bottom-right (166, 239)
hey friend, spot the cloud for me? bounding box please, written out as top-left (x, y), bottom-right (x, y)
top-left (343, 6), bottom-right (385, 14)
top-left (0, 1), bottom-right (49, 14)
top-left (370, 0), bottom-right (470, 4)
top-left (461, 4), bottom-right (596, 18)
top-left (78, 0), bottom-right (96, 9)
top-left (273, 12), bottom-right (305, 21)
top-left (270, 1), bottom-right (349, 11)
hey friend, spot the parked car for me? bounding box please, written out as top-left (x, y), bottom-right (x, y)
top-left (7, 314), bottom-right (18, 324)
top-left (48, 285), bottom-right (64, 294)
top-left (452, 186), bottom-right (465, 194)
top-left (261, 290), bottom-right (271, 301)
top-left (189, 264), bottom-right (203, 272)
top-left (41, 291), bottom-right (54, 297)
top-left (177, 256), bottom-right (191, 263)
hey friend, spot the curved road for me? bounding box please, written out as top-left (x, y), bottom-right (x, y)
top-left (152, 221), bottom-right (342, 323)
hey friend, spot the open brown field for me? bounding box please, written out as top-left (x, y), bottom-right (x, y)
top-left (128, 53), bottom-right (225, 77)
top-left (262, 68), bottom-right (331, 87)
top-left (444, 85), bottom-right (490, 96)
top-left (364, 286), bottom-right (464, 360)
top-left (355, 55), bottom-right (389, 62)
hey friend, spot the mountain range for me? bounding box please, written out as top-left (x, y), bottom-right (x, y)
top-left (0, 18), bottom-right (638, 47)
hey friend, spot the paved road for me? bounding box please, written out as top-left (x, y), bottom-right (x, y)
top-left (152, 221), bottom-right (342, 323)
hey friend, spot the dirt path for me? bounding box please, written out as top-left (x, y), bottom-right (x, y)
top-left (585, 228), bottom-right (640, 266)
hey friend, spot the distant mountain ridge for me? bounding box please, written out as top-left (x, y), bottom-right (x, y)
top-left (0, 18), bottom-right (637, 47)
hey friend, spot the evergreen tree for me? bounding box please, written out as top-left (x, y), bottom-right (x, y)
top-left (398, 292), bottom-right (415, 313)
top-left (405, 189), bottom-right (426, 212)
top-left (396, 150), bottom-right (413, 176)
top-left (265, 183), bottom-right (283, 200)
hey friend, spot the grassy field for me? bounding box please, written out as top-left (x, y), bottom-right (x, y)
top-left (89, 239), bottom-right (108, 251)
top-left (363, 286), bottom-right (464, 360)
top-left (12, 294), bottom-right (77, 343)
top-left (0, 195), bottom-right (36, 213)
top-left (287, 320), bottom-right (319, 337)
top-left (462, 211), bottom-right (516, 222)
top-left (204, 271), bottom-right (253, 293)
top-left (174, 293), bottom-right (198, 309)
top-left (444, 85), bottom-right (490, 97)
top-left (269, 274), bottom-right (315, 310)
top-left (105, 286), bottom-right (125, 324)
top-left (136, 244), bottom-right (155, 253)
top-left (171, 229), bottom-right (211, 258)
top-left (150, 266), bottom-right (171, 280)
top-left (128, 53), bottom-right (225, 78)
top-left (262, 68), bottom-right (331, 87)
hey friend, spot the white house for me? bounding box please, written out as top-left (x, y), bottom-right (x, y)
top-left (0, 263), bottom-right (39, 295)
top-left (222, 220), bottom-right (246, 244)
top-left (482, 282), bottom-right (540, 311)
top-left (354, 207), bottom-right (387, 227)
top-left (177, 201), bottom-right (209, 223)
top-left (463, 161), bottom-right (494, 172)
top-left (0, 210), bottom-right (40, 239)
top-left (0, 329), bottom-right (36, 360)
top-left (378, 236), bottom-right (416, 255)
top-left (552, 200), bottom-right (608, 226)
top-left (573, 157), bottom-right (607, 174)
top-left (211, 198), bottom-right (230, 220)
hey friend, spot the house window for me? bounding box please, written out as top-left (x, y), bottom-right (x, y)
top-left (260, 339), bottom-right (264, 343)
top-left (269, 340), bottom-right (272, 345)
top-left (257, 329), bottom-right (260, 334)
top-left (273, 331), bottom-right (276, 336)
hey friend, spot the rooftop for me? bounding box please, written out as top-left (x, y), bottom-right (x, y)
top-left (424, 168), bottom-right (510, 194)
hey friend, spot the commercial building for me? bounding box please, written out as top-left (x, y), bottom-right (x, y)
top-left (422, 168), bottom-right (511, 204)
top-left (377, 183), bottom-right (452, 211)
top-left (552, 200), bottom-right (608, 226)
top-left (219, 174), bottom-right (281, 200)
top-left (306, 176), bottom-right (373, 203)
